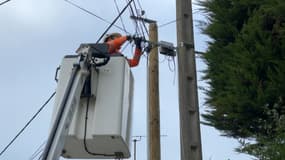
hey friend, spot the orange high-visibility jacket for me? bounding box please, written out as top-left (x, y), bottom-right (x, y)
top-left (106, 36), bottom-right (142, 67)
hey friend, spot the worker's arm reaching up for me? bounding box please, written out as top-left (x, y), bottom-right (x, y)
top-left (104, 33), bottom-right (143, 67)
top-left (128, 37), bottom-right (143, 67)
top-left (106, 36), bottom-right (128, 54)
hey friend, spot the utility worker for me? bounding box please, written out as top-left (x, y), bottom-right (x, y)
top-left (104, 33), bottom-right (143, 67)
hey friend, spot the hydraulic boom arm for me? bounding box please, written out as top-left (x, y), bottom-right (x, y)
top-left (41, 56), bottom-right (90, 160)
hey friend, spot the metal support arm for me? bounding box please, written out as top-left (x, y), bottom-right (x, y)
top-left (41, 56), bottom-right (90, 160)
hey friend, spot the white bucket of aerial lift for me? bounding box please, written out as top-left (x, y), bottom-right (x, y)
top-left (52, 55), bottom-right (134, 159)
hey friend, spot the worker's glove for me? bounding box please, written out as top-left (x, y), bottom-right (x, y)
top-left (134, 37), bottom-right (143, 50)
top-left (126, 35), bottom-right (135, 41)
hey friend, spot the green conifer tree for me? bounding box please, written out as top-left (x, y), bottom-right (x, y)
top-left (199, 0), bottom-right (285, 159)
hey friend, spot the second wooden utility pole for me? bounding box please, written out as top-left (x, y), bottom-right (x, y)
top-left (176, 0), bottom-right (203, 160)
top-left (148, 22), bottom-right (161, 160)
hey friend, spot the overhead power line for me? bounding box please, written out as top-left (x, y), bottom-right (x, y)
top-left (96, 0), bottom-right (134, 43)
top-left (158, 18), bottom-right (181, 28)
top-left (29, 140), bottom-right (46, 160)
top-left (132, 0), bottom-right (145, 38)
top-left (0, 92), bottom-right (56, 157)
top-left (0, 0), bottom-right (10, 6)
top-left (134, 0), bottom-right (149, 36)
top-left (135, 0), bottom-right (143, 11)
top-left (126, 0), bottom-right (148, 39)
top-left (158, 10), bottom-right (202, 28)
top-left (126, 0), bottom-right (141, 36)
top-left (114, 0), bottom-right (128, 34)
top-left (64, 0), bottom-right (130, 34)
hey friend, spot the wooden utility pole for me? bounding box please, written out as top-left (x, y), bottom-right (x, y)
top-left (129, 16), bottom-right (160, 160)
top-left (148, 22), bottom-right (161, 160)
top-left (176, 0), bottom-right (203, 160)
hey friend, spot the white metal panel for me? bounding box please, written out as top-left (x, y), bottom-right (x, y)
top-left (51, 56), bottom-right (133, 159)
top-left (51, 55), bottom-right (78, 125)
top-left (92, 57), bottom-right (126, 135)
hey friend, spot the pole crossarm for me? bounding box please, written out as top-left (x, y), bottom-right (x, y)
top-left (130, 15), bottom-right (157, 24)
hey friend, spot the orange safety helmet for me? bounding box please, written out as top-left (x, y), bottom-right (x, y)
top-left (103, 32), bottom-right (122, 42)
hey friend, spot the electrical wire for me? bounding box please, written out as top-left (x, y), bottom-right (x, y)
top-left (0, 91), bottom-right (56, 157)
top-left (114, 0), bottom-right (128, 34)
top-left (127, 0), bottom-right (148, 38)
top-left (132, 1), bottom-right (146, 38)
top-left (134, 9), bottom-right (146, 38)
top-left (167, 56), bottom-right (176, 72)
top-left (121, 41), bottom-right (131, 52)
top-left (134, 0), bottom-right (149, 36)
top-left (135, 0), bottom-right (143, 12)
top-left (168, 56), bottom-right (177, 85)
top-left (32, 148), bottom-right (45, 160)
top-left (64, 0), bottom-right (130, 34)
top-left (96, 0), bottom-right (134, 43)
top-left (37, 153), bottom-right (43, 160)
top-left (126, 0), bottom-right (141, 36)
top-left (158, 14), bottom-right (199, 28)
top-left (0, 0), bottom-right (10, 6)
top-left (158, 18), bottom-right (180, 28)
top-left (159, 55), bottom-right (167, 63)
top-left (140, 18), bottom-right (149, 37)
top-left (83, 96), bottom-right (116, 157)
top-left (29, 141), bottom-right (46, 160)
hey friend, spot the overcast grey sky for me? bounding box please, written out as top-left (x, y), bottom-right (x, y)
top-left (0, 0), bottom-right (254, 160)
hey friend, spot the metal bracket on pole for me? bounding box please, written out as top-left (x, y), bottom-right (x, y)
top-left (130, 15), bottom-right (157, 23)
top-left (179, 42), bottom-right (194, 49)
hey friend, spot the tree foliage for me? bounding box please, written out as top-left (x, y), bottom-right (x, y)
top-left (238, 114), bottom-right (285, 160)
top-left (198, 0), bottom-right (285, 158)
